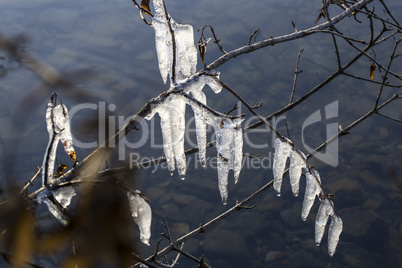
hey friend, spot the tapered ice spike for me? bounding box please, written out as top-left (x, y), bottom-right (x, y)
top-left (301, 169), bottom-right (321, 221)
top-left (152, 0), bottom-right (197, 85)
top-left (328, 215), bottom-right (343, 256)
top-left (217, 157), bottom-right (229, 205)
top-left (289, 149), bottom-right (306, 197)
top-left (195, 114), bottom-right (207, 166)
top-left (272, 138), bottom-right (292, 196)
top-left (145, 95), bottom-right (187, 178)
top-left (186, 73), bottom-right (222, 166)
top-left (315, 199), bottom-right (334, 246)
top-left (233, 126), bottom-right (243, 184)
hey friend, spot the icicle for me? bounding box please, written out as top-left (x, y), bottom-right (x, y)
top-left (272, 138), bottom-right (292, 196)
top-left (289, 149), bottom-right (306, 197)
top-left (152, 17), bottom-right (170, 84)
top-left (152, 0), bottom-right (197, 85)
top-left (185, 73), bottom-right (223, 166)
top-left (217, 154), bottom-right (229, 205)
top-left (171, 21), bottom-right (197, 81)
top-left (315, 198), bottom-right (334, 246)
top-left (127, 191), bottom-right (152, 246)
top-left (144, 94), bottom-right (187, 178)
top-left (188, 97), bottom-right (243, 204)
top-left (233, 125), bottom-right (243, 184)
top-left (301, 169), bottom-right (321, 221)
top-left (216, 121), bottom-right (233, 204)
top-left (214, 118), bottom-right (243, 204)
top-left (328, 215), bottom-right (343, 256)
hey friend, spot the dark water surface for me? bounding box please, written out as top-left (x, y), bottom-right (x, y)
top-left (1, 0), bottom-right (402, 267)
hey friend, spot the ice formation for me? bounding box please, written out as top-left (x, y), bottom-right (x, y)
top-left (36, 191), bottom-right (72, 226)
top-left (150, 0), bottom-right (223, 172)
top-left (152, 0), bottom-right (197, 85)
top-left (145, 94), bottom-right (187, 178)
top-left (328, 215), bottom-right (343, 256)
top-left (127, 191), bottom-right (152, 246)
top-left (289, 149), bottom-right (306, 197)
top-left (315, 198), bottom-right (333, 246)
top-left (184, 73), bottom-right (223, 165)
top-left (315, 198), bottom-right (343, 256)
top-left (272, 138), bottom-right (292, 196)
top-left (39, 94), bottom-right (77, 225)
top-left (301, 169), bottom-right (322, 221)
top-left (42, 96), bottom-right (76, 185)
top-left (271, 135), bottom-right (342, 255)
top-left (188, 96), bottom-right (243, 204)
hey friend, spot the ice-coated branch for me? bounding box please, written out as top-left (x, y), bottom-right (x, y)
top-left (39, 93), bottom-right (77, 225)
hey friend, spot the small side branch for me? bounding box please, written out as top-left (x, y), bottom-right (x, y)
top-left (198, 25), bottom-right (227, 54)
top-left (131, 0), bottom-right (154, 25)
top-left (289, 49), bottom-right (304, 104)
top-left (247, 28), bottom-right (260, 45)
top-left (373, 38), bottom-right (401, 109)
top-left (20, 166), bottom-right (42, 195)
top-left (376, 110), bottom-right (402, 123)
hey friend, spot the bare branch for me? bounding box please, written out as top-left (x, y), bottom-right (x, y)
top-left (247, 28), bottom-right (260, 46)
top-left (206, 0), bottom-right (375, 71)
top-left (374, 38), bottom-right (401, 109)
top-left (376, 111), bottom-right (402, 123)
top-left (289, 49), bottom-right (304, 104)
top-left (20, 166), bottom-right (42, 195)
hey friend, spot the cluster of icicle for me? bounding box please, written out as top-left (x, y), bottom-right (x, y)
top-left (272, 138), bottom-right (343, 256)
top-left (145, 0), bottom-right (243, 205)
top-left (37, 94), bottom-right (152, 245)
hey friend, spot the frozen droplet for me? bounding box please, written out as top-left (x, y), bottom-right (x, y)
top-left (127, 191), bottom-right (152, 246)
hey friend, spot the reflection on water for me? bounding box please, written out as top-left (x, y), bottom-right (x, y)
top-left (1, 0), bottom-right (402, 267)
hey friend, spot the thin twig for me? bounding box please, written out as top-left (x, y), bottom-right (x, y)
top-left (206, 0), bottom-right (375, 71)
top-left (376, 111), bottom-right (402, 123)
top-left (379, 0), bottom-right (400, 26)
top-left (306, 93), bottom-right (400, 159)
top-left (342, 72), bottom-right (401, 87)
top-left (373, 38), bottom-right (401, 109)
top-left (20, 166), bottom-right (42, 195)
top-left (139, 180), bottom-right (274, 264)
top-left (331, 33), bottom-right (342, 70)
top-left (247, 26), bottom-right (388, 130)
top-left (131, 253), bottom-right (159, 268)
top-left (247, 28), bottom-right (260, 46)
top-left (198, 25), bottom-right (227, 54)
top-left (289, 49), bottom-right (304, 104)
